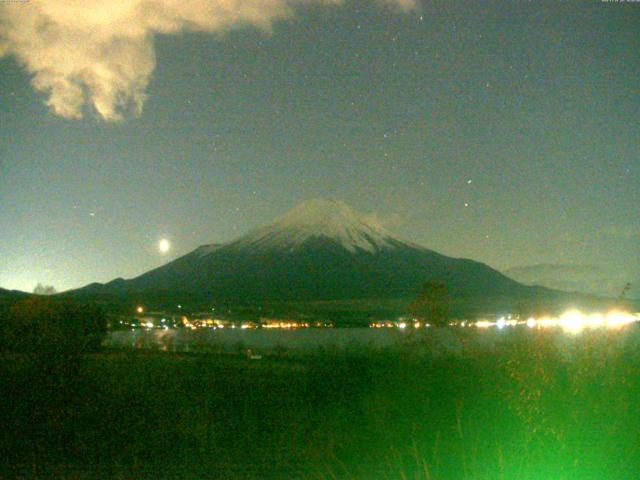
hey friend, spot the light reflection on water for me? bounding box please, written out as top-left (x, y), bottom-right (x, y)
top-left (104, 320), bottom-right (640, 357)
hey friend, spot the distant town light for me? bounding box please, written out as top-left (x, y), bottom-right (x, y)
top-left (136, 306), bottom-right (144, 314)
top-left (559, 310), bottom-right (584, 334)
top-left (475, 320), bottom-right (493, 328)
top-left (471, 309), bottom-right (639, 333)
top-left (605, 310), bottom-right (635, 329)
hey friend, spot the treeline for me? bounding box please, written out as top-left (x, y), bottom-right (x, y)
top-left (0, 296), bottom-right (106, 354)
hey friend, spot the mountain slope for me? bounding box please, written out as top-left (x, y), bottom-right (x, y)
top-left (505, 263), bottom-right (636, 299)
top-left (0, 288), bottom-right (30, 309)
top-left (67, 199), bottom-right (567, 313)
top-left (0, 287), bottom-right (30, 299)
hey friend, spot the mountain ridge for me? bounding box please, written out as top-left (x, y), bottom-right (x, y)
top-left (505, 263), bottom-right (637, 299)
top-left (64, 199), bottom-right (597, 316)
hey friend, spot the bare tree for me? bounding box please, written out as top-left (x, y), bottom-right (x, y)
top-left (33, 283), bottom-right (57, 295)
top-left (408, 281), bottom-right (451, 327)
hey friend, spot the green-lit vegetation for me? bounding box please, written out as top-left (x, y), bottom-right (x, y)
top-left (2, 327), bottom-right (640, 479)
top-left (0, 297), bottom-right (106, 355)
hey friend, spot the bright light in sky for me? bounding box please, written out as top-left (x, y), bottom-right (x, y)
top-left (158, 238), bottom-right (171, 254)
top-left (0, 2), bottom-right (637, 295)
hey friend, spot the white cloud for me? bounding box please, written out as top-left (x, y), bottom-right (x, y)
top-left (0, 0), bottom-right (417, 121)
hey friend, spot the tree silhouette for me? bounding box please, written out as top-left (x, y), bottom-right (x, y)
top-left (409, 281), bottom-right (451, 327)
top-left (33, 283), bottom-right (57, 295)
top-left (0, 297), bottom-right (106, 354)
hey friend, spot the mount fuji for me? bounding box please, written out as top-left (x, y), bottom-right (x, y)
top-left (69, 199), bottom-right (564, 315)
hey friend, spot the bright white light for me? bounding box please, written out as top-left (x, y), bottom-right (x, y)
top-left (586, 313), bottom-right (604, 329)
top-left (475, 320), bottom-right (494, 329)
top-left (537, 317), bottom-right (557, 328)
top-left (398, 322), bottom-right (407, 329)
top-left (158, 238), bottom-right (171, 254)
top-left (606, 310), bottom-right (637, 329)
top-left (470, 309), bottom-right (638, 333)
top-left (556, 309), bottom-right (638, 334)
top-left (559, 309), bottom-right (584, 334)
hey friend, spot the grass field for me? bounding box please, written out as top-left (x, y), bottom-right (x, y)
top-left (2, 328), bottom-right (640, 479)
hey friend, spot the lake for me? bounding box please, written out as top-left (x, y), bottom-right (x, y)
top-left (104, 323), bottom-right (640, 357)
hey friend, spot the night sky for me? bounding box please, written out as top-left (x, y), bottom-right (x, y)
top-left (0, 0), bottom-right (638, 295)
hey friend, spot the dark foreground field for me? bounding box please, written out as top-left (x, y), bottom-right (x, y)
top-left (2, 329), bottom-right (640, 479)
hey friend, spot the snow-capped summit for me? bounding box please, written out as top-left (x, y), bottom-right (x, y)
top-left (69, 198), bottom-right (544, 313)
top-left (231, 199), bottom-right (401, 253)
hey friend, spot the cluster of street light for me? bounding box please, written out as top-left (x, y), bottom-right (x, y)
top-left (472, 309), bottom-right (639, 334)
top-left (368, 310), bottom-right (640, 334)
top-left (129, 306), bottom-right (638, 334)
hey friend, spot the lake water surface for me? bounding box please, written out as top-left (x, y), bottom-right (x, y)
top-left (104, 324), bottom-right (640, 356)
